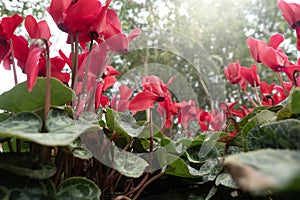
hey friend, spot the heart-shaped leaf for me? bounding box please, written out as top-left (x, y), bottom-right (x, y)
top-left (0, 78), bottom-right (75, 113)
top-left (224, 149), bottom-right (300, 195)
top-left (0, 109), bottom-right (100, 146)
top-left (56, 177), bottom-right (101, 200)
top-left (0, 153), bottom-right (56, 179)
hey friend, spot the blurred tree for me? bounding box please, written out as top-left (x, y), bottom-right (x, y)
top-left (0, 0), bottom-right (49, 19)
top-left (111, 0), bottom-right (296, 107)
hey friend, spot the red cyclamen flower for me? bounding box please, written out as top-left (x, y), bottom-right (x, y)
top-left (224, 62), bottom-right (242, 84)
top-left (240, 64), bottom-right (260, 87)
top-left (278, 0), bottom-right (300, 50)
top-left (47, 0), bottom-right (102, 34)
top-left (129, 75), bottom-right (174, 113)
top-left (0, 14), bottom-right (23, 70)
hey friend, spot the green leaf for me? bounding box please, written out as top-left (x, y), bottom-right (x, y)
top-left (153, 147), bottom-right (168, 169)
top-left (215, 173), bottom-right (239, 189)
top-left (183, 132), bottom-right (225, 163)
top-left (0, 78), bottom-right (75, 113)
top-left (233, 110), bottom-right (276, 150)
top-left (247, 119), bottom-right (300, 150)
top-left (105, 108), bottom-right (162, 139)
top-left (68, 139), bottom-right (93, 160)
top-left (291, 87), bottom-right (300, 115)
top-left (0, 186), bottom-right (9, 200)
top-left (0, 109), bottom-right (100, 146)
top-left (0, 170), bottom-right (55, 200)
top-left (198, 158), bottom-right (219, 176)
top-left (0, 153), bottom-right (56, 179)
top-left (0, 112), bottom-right (43, 142)
top-left (44, 109), bottom-right (101, 146)
top-left (112, 146), bottom-right (148, 178)
top-left (205, 185), bottom-right (218, 200)
top-left (0, 113), bottom-right (12, 122)
top-left (277, 103), bottom-right (292, 120)
top-left (227, 106), bottom-right (279, 132)
top-left (165, 154), bottom-right (201, 178)
top-left (56, 177), bottom-right (100, 200)
top-left (105, 107), bottom-right (130, 138)
top-left (224, 149), bottom-right (300, 195)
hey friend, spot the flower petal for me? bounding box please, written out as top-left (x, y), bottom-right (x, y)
top-left (129, 91), bottom-right (158, 113)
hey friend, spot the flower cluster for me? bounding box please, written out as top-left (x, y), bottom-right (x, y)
top-left (223, 0), bottom-right (300, 121)
top-left (0, 0), bottom-right (225, 137)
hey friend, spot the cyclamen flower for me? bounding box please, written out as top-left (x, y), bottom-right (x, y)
top-left (247, 34), bottom-right (288, 72)
top-left (177, 100), bottom-right (197, 131)
top-left (111, 86), bottom-right (133, 112)
top-left (12, 16), bottom-right (70, 91)
top-left (246, 37), bottom-right (267, 63)
top-left (47, 0), bottom-right (102, 34)
top-left (129, 76), bottom-right (174, 113)
top-left (224, 62), bottom-right (247, 90)
top-left (22, 15), bottom-right (54, 91)
top-left (240, 64), bottom-right (260, 87)
top-left (282, 64), bottom-right (300, 86)
top-left (277, 0), bottom-right (300, 50)
top-left (0, 14), bottom-right (23, 70)
top-left (224, 62), bottom-right (242, 84)
top-left (260, 47), bottom-right (288, 72)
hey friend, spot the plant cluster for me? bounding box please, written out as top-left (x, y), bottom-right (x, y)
top-left (0, 0), bottom-right (300, 199)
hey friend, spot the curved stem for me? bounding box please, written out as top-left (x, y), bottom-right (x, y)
top-left (242, 89), bottom-right (258, 107)
top-left (124, 173), bottom-right (149, 197)
top-left (148, 109), bottom-right (154, 171)
top-left (9, 39), bottom-right (18, 85)
top-left (277, 72), bottom-right (288, 96)
top-left (44, 39), bottom-right (51, 122)
top-left (253, 82), bottom-right (262, 106)
top-left (71, 33), bottom-right (79, 91)
top-left (132, 170), bottom-right (164, 200)
top-left (293, 70), bottom-right (300, 87)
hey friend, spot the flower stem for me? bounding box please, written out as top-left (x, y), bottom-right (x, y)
top-left (41, 39), bottom-right (52, 164)
top-left (242, 89), bottom-right (258, 107)
top-left (44, 40), bottom-right (51, 122)
top-left (9, 39), bottom-right (18, 85)
top-left (253, 82), bottom-right (262, 106)
top-left (71, 33), bottom-right (79, 91)
top-left (277, 72), bottom-right (288, 96)
top-left (293, 70), bottom-right (300, 87)
top-left (132, 170), bottom-right (164, 200)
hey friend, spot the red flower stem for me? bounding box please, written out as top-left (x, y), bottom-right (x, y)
top-left (40, 39), bottom-right (52, 164)
top-left (132, 170), bottom-right (164, 200)
top-left (71, 33), bottom-right (79, 91)
top-left (44, 40), bottom-right (51, 122)
top-left (277, 72), bottom-right (288, 96)
top-left (86, 52), bottom-right (114, 112)
top-left (253, 82), bottom-right (262, 106)
top-left (124, 173), bottom-right (149, 197)
top-left (9, 39), bottom-right (18, 85)
top-left (293, 70), bottom-right (300, 87)
top-left (124, 110), bottom-right (154, 197)
top-left (79, 38), bottom-right (94, 112)
top-left (242, 89), bottom-right (258, 107)
top-left (11, 38), bottom-right (21, 154)
top-left (149, 109), bottom-right (154, 169)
